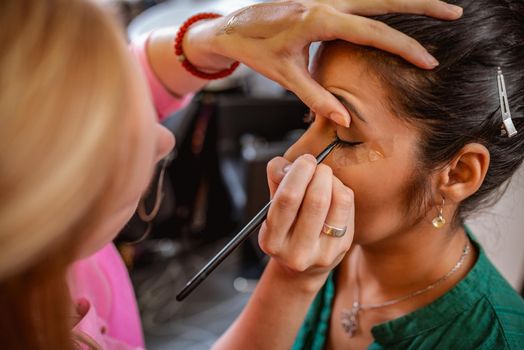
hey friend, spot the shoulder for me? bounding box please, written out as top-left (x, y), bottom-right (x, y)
top-left (393, 283), bottom-right (524, 350)
top-left (448, 294), bottom-right (524, 350)
top-left (478, 260), bottom-right (524, 349)
top-left (445, 241), bottom-right (524, 350)
top-left (385, 237), bottom-right (524, 350)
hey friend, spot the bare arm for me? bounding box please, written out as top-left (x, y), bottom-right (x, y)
top-left (144, 0), bottom-right (462, 126)
top-left (213, 260), bottom-right (321, 350)
top-left (145, 21), bottom-right (235, 97)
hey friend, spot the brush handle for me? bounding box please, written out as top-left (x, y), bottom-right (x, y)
top-left (176, 140), bottom-right (338, 301)
top-left (176, 200), bottom-right (272, 301)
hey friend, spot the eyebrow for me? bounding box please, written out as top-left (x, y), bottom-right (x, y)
top-left (332, 93), bottom-right (368, 124)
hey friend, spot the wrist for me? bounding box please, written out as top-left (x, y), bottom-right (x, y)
top-left (266, 259), bottom-right (331, 295)
top-left (183, 17), bottom-right (235, 73)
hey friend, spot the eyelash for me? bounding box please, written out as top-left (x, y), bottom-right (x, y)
top-left (334, 134), bottom-right (362, 149)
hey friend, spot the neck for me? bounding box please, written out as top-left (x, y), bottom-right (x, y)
top-left (347, 223), bottom-right (470, 298)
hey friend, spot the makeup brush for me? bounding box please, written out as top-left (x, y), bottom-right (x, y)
top-left (176, 140), bottom-right (339, 301)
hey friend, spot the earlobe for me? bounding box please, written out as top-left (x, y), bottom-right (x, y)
top-left (437, 143), bottom-right (490, 203)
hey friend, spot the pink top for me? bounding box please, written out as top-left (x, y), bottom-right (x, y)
top-left (69, 34), bottom-right (192, 349)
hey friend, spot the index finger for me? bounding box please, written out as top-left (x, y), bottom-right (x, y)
top-left (345, 0), bottom-right (463, 19)
top-left (266, 154), bottom-right (317, 237)
top-left (266, 156), bottom-right (292, 198)
top-left (325, 12), bottom-right (440, 69)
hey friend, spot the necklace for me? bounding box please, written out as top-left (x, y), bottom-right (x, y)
top-left (341, 240), bottom-right (470, 337)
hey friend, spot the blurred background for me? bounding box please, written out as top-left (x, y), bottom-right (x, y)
top-left (100, 1), bottom-right (524, 349)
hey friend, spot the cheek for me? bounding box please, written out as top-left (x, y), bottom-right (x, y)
top-left (77, 203), bottom-right (139, 259)
top-left (330, 147), bottom-right (416, 241)
top-left (333, 156), bottom-right (407, 205)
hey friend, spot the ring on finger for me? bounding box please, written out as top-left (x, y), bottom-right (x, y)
top-left (321, 222), bottom-right (346, 237)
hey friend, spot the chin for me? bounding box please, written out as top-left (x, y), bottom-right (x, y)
top-left (352, 226), bottom-right (389, 247)
top-left (75, 204), bottom-right (138, 260)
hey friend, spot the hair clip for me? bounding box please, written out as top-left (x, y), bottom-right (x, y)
top-left (497, 67), bottom-right (517, 137)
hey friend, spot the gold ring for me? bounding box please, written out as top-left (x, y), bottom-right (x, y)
top-left (322, 222), bottom-right (346, 237)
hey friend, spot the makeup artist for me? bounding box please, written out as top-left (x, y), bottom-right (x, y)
top-left (0, 0), bottom-right (463, 348)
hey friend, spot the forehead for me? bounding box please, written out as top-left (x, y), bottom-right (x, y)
top-left (314, 42), bottom-right (371, 82)
top-left (312, 41), bottom-right (414, 136)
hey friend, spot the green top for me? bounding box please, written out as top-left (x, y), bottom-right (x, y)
top-left (292, 230), bottom-right (524, 349)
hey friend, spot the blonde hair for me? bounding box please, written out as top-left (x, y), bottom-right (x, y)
top-left (0, 0), bottom-right (136, 347)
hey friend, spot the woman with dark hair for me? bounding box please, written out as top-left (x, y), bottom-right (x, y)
top-left (214, 0), bottom-right (524, 349)
top-left (0, 0), bottom-right (465, 348)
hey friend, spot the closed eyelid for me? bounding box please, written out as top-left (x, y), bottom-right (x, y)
top-left (331, 93), bottom-right (368, 124)
top-left (334, 128), bottom-right (362, 145)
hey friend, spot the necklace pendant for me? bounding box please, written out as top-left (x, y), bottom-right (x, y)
top-left (341, 301), bottom-right (360, 337)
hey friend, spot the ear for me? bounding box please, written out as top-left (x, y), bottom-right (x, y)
top-left (436, 143), bottom-right (490, 203)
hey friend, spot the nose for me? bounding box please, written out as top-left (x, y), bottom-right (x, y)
top-left (284, 122), bottom-right (339, 163)
top-left (283, 130), bottom-right (321, 162)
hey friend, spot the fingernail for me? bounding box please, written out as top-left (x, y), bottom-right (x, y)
top-left (300, 154), bottom-right (317, 165)
top-left (447, 4), bottom-right (463, 17)
top-left (329, 112), bottom-right (350, 128)
top-left (425, 53), bottom-right (439, 68)
top-left (283, 165), bottom-right (291, 173)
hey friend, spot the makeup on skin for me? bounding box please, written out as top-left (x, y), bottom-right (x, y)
top-left (305, 109), bottom-right (395, 169)
top-left (332, 137), bottom-right (395, 168)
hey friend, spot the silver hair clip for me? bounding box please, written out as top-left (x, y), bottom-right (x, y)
top-left (497, 67), bottom-right (517, 137)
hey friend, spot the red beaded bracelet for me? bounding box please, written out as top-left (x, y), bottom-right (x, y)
top-left (174, 12), bottom-right (240, 80)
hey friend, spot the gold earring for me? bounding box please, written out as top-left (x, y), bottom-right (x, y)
top-left (432, 198), bottom-right (446, 229)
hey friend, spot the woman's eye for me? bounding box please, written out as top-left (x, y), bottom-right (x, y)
top-left (338, 140), bottom-right (363, 148)
top-left (334, 134), bottom-right (362, 148)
